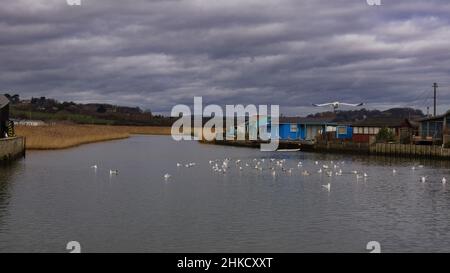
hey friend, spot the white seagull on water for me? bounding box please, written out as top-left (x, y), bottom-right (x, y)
top-left (322, 183), bottom-right (331, 191)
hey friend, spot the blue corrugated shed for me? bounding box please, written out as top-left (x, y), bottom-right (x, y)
top-left (336, 125), bottom-right (353, 139)
top-left (236, 116), bottom-right (337, 141)
top-left (276, 117), bottom-right (336, 141)
top-left (278, 123), bottom-right (302, 140)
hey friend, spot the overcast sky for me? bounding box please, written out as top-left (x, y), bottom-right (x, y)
top-left (1, 0), bottom-right (450, 115)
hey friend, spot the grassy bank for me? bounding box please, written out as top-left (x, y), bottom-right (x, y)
top-left (15, 124), bottom-right (172, 150)
top-left (11, 109), bottom-right (115, 125)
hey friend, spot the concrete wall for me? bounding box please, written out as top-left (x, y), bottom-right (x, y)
top-left (0, 137), bottom-right (25, 162)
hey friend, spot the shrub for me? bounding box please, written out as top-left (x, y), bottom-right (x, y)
top-left (376, 127), bottom-right (396, 143)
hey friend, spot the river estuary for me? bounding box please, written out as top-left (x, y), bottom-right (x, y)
top-left (1, 135), bottom-right (450, 252)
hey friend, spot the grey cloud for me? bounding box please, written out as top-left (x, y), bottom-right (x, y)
top-left (1, 0), bottom-right (450, 115)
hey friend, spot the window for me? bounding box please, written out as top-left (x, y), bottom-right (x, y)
top-left (374, 127), bottom-right (380, 134)
top-left (369, 127), bottom-right (374, 134)
top-left (364, 127), bottom-right (369, 134)
top-left (290, 124), bottom-right (298, 132)
top-left (338, 127), bottom-right (347, 134)
top-left (353, 127), bottom-right (358, 134)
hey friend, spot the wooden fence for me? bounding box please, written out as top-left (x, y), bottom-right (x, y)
top-left (312, 142), bottom-right (450, 159)
top-left (370, 143), bottom-right (450, 158)
top-left (312, 141), bottom-right (370, 153)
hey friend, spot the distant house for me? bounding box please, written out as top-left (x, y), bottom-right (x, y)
top-left (1, 95), bottom-right (10, 138)
top-left (350, 118), bottom-right (418, 143)
top-left (11, 119), bottom-right (46, 127)
top-left (415, 111), bottom-right (450, 145)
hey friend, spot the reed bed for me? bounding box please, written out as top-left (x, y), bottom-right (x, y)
top-left (15, 124), bottom-right (172, 150)
top-left (120, 126), bottom-right (172, 135)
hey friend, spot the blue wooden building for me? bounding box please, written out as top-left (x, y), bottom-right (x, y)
top-left (336, 125), bottom-right (353, 139)
top-left (229, 116), bottom-right (337, 141)
top-left (273, 117), bottom-right (337, 141)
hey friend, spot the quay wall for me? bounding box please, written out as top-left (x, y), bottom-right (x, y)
top-left (202, 139), bottom-right (450, 160)
top-left (0, 137), bottom-right (26, 163)
top-left (307, 142), bottom-right (450, 159)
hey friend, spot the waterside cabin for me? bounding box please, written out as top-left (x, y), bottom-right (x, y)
top-left (276, 117), bottom-right (337, 141)
top-left (415, 111), bottom-right (450, 145)
top-left (1, 95), bottom-right (25, 162)
top-left (349, 118), bottom-right (418, 144)
top-left (0, 95), bottom-right (10, 138)
top-left (226, 116), bottom-right (337, 142)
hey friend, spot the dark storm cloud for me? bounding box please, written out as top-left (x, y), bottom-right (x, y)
top-left (1, 0), bottom-right (450, 114)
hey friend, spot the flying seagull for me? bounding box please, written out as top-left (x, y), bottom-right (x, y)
top-left (312, 101), bottom-right (364, 112)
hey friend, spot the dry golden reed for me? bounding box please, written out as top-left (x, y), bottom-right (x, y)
top-left (16, 124), bottom-right (172, 150)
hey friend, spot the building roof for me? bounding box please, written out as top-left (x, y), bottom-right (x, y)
top-left (242, 116), bottom-right (336, 126)
top-left (417, 110), bottom-right (450, 122)
top-left (350, 117), bottom-right (417, 128)
top-left (279, 117), bottom-right (336, 125)
top-left (0, 95), bottom-right (10, 109)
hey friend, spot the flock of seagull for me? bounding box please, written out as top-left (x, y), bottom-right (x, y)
top-left (89, 158), bottom-right (448, 191)
top-left (162, 157), bottom-right (448, 192)
top-left (200, 158), bottom-right (369, 192)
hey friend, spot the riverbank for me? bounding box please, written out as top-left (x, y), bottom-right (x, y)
top-left (201, 139), bottom-right (450, 160)
top-left (16, 124), bottom-right (171, 150)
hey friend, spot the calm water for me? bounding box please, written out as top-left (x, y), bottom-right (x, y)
top-left (1, 135), bottom-right (450, 253)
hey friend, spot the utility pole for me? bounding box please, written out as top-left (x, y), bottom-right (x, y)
top-left (433, 82), bottom-right (438, 116)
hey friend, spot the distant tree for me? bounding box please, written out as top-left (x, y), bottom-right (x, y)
top-left (97, 105), bottom-right (107, 113)
top-left (376, 127), bottom-right (396, 143)
top-left (144, 109), bottom-right (152, 117)
top-left (11, 94), bottom-right (20, 104)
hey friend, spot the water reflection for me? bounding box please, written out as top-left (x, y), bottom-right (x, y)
top-left (0, 162), bottom-right (23, 236)
top-left (1, 136), bottom-right (450, 252)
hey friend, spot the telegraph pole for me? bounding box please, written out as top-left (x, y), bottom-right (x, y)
top-left (433, 82), bottom-right (438, 116)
